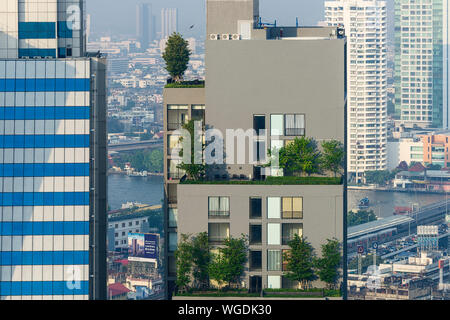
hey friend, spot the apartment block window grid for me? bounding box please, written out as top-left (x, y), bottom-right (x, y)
top-left (208, 196), bottom-right (230, 218)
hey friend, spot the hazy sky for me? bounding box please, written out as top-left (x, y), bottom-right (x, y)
top-left (86, 0), bottom-right (393, 38)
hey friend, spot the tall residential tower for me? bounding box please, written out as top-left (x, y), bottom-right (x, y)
top-left (394, 0), bottom-right (450, 128)
top-left (0, 0), bottom-right (107, 300)
top-left (161, 8), bottom-right (178, 39)
top-left (325, 0), bottom-right (388, 183)
top-left (136, 3), bottom-right (155, 51)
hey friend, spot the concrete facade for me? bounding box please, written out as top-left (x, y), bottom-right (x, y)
top-left (163, 0), bottom-right (347, 296)
top-left (177, 184), bottom-right (344, 289)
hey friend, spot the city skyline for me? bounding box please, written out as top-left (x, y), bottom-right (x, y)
top-left (86, 0), bottom-right (395, 39)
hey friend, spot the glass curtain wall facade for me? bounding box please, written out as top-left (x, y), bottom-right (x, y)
top-left (0, 59), bottom-right (91, 299)
top-left (394, 0), bottom-right (449, 128)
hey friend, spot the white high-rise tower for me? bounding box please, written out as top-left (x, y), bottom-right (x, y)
top-left (325, 0), bottom-right (388, 183)
top-left (161, 8), bottom-right (178, 39)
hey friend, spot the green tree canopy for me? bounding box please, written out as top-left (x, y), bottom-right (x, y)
top-left (162, 33), bottom-right (191, 82)
top-left (177, 120), bottom-right (206, 180)
top-left (278, 137), bottom-right (321, 176)
top-left (321, 140), bottom-right (344, 177)
top-left (191, 232), bottom-right (210, 289)
top-left (315, 239), bottom-right (342, 290)
top-left (174, 234), bottom-right (193, 292)
top-left (283, 235), bottom-right (317, 289)
top-left (209, 235), bottom-right (248, 289)
top-left (347, 210), bottom-right (377, 227)
top-left (365, 170), bottom-right (395, 185)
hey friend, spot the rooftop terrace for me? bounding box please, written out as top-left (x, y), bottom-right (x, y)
top-left (180, 176), bottom-right (343, 186)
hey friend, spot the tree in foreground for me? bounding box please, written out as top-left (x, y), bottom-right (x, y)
top-left (278, 137), bottom-right (321, 176)
top-left (162, 32), bottom-right (191, 82)
top-left (209, 235), bottom-right (248, 289)
top-left (347, 210), bottom-right (377, 227)
top-left (174, 234), bottom-right (193, 292)
top-left (321, 140), bottom-right (344, 177)
top-left (283, 235), bottom-right (316, 290)
top-left (191, 232), bottom-right (210, 289)
top-left (315, 239), bottom-right (342, 290)
top-left (177, 120), bottom-right (206, 180)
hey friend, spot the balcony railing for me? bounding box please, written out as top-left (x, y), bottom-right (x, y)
top-left (208, 236), bottom-right (228, 244)
top-left (168, 172), bottom-right (185, 180)
top-left (282, 236), bottom-right (299, 245)
top-left (167, 122), bottom-right (186, 131)
top-left (208, 211), bottom-right (230, 219)
top-left (285, 128), bottom-right (305, 136)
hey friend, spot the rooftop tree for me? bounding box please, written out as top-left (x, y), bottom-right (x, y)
top-left (162, 32), bottom-right (191, 82)
top-left (177, 120), bottom-right (206, 180)
top-left (321, 140), bottom-right (344, 177)
top-left (174, 234), bottom-right (193, 292)
top-left (283, 235), bottom-right (317, 290)
top-left (278, 137), bottom-right (321, 176)
top-left (209, 235), bottom-right (248, 289)
top-left (315, 239), bottom-right (342, 290)
top-left (191, 232), bottom-right (211, 290)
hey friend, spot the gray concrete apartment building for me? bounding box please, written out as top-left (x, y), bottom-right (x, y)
top-left (163, 0), bottom-right (347, 297)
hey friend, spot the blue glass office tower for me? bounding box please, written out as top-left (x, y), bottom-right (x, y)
top-left (0, 1), bottom-right (107, 300)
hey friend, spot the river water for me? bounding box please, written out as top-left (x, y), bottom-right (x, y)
top-left (107, 174), bottom-right (164, 210)
top-left (348, 189), bottom-right (448, 218)
top-left (107, 174), bottom-right (448, 220)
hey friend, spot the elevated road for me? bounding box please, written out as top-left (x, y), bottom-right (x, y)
top-left (108, 140), bottom-right (163, 152)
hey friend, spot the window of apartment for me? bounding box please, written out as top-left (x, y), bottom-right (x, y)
top-left (253, 115), bottom-right (266, 136)
top-left (136, 221), bottom-right (139, 225)
top-left (285, 114), bottom-right (305, 136)
top-left (168, 134), bottom-right (182, 157)
top-left (249, 224), bottom-right (262, 245)
top-left (282, 276), bottom-right (300, 289)
top-left (115, 224), bottom-right (118, 228)
top-left (250, 251), bottom-right (262, 271)
top-left (114, 233), bottom-right (118, 237)
top-left (129, 222), bottom-right (132, 227)
top-left (250, 198), bottom-right (262, 219)
top-left (122, 223), bottom-right (125, 228)
top-left (267, 197), bottom-right (281, 219)
top-left (168, 256), bottom-right (177, 278)
top-left (208, 197), bottom-right (230, 217)
top-left (122, 232), bottom-right (125, 236)
top-left (168, 159), bottom-right (185, 180)
top-left (267, 250), bottom-right (282, 271)
top-left (168, 184), bottom-right (178, 204)
top-left (282, 250), bottom-right (290, 271)
top-left (270, 115), bottom-right (284, 136)
top-left (282, 197), bottom-right (303, 219)
top-left (267, 223), bottom-right (281, 245)
top-left (208, 223), bottom-right (230, 243)
top-left (192, 105), bottom-right (205, 124)
top-left (267, 276), bottom-right (281, 289)
top-left (253, 140), bottom-right (267, 162)
top-left (167, 105), bottom-right (189, 130)
top-left (169, 232), bottom-right (178, 252)
top-left (169, 208), bottom-right (178, 228)
top-left (282, 224), bottom-right (303, 245)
